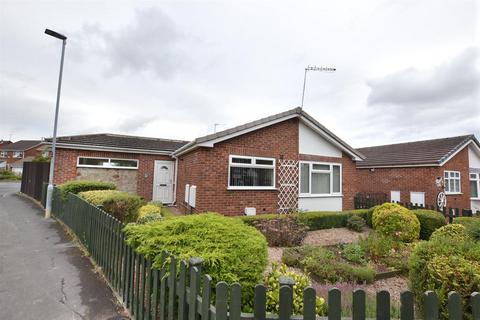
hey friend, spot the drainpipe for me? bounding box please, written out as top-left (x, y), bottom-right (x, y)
top-left (172, 155), bottom-right (178, 205)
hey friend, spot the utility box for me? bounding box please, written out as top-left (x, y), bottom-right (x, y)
top-left (188, 185), bottom-right (196, 208)
top-left (184, 184), bottom-right (190, 203)
top-left (244, 207), bottom-right (256, 216)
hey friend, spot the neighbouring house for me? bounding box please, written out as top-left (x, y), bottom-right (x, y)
top-left (355, 135), bottom-right (480, 212)
top-left (48, 134), bottom-right (188, 201)
top-left (0, 140), bottom-right (44, 174)
top-left (174, 107), bottom-right (364, 215)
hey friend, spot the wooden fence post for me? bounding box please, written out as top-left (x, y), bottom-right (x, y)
top-left (328, 288), bottom-right (341, 320)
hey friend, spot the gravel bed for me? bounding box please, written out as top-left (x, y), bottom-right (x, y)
top-left (303, 227), bottom-right (371, 246)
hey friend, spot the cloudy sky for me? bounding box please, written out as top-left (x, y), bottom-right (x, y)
top-left (0, 0), bottom-right (479, 147)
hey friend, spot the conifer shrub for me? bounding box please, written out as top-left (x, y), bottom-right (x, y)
top-left (411, 209), bottom-right (447, 240)
top-left (124, 213), bottom-right (268, 300)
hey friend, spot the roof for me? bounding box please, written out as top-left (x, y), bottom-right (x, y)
top-left (46, 133), bottom-right (188, 154)
top-left (1, 140), bottom-right (42, 151)
top-left (356, 134), bottom-right (480, 168)
top-left (10, 156), bottom-right (35, 168)
top-left (174, 107), bottom-right (365, 160)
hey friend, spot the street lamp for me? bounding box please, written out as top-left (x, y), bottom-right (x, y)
top-left (300, 65), bottom-right (336, 108)
top-left (44, 28), bottom-right (67, 219)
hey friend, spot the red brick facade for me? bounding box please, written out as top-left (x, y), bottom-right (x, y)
top-left (53, 148), bottom-right (171, 201)
top-left (176, 119), bottom-right (358, 215)
top-left (354, 147), bottom-right (472, 209)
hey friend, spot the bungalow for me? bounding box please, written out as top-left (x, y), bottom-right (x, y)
top-left (355, 135), bottom-right (480, 212)
top-left (49, 108), bottom-right (365, 215)
top-left (173, 107), bottom-right (364, 215)
top-left (0, 140), bottom-right (45, 174)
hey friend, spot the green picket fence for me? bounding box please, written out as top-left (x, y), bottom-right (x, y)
top-left (51, 189), bottom-right (480, 320)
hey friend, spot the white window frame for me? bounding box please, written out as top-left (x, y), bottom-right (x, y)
top-left (410, 191), bottom-right (425, 206)
top-left (77, 156), bottom-right (139, 170)
top-left (470, 172), bottom-right (480, 200)
top-left (227, 155), bottom-right (276, 190)
top-left (0, 151), bottom-right (7, 158)
top-left (390, 190), bottom-right (401, 203)
top-left (13, 151), bottom-right (23, 158)
top-left (444, 170), bottom-right (461, 194)
top-left (299, 161), bottom-right (342, 197)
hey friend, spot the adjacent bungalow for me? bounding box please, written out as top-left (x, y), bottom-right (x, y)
top-left (355, 135), bottom-right (480, 212)
top-left (0, 140), bottom-right (46, 174)
top-left (49, 134), bottom-right (188, 201)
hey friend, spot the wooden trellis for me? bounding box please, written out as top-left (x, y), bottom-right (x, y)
top-left (277, 159), bottom-right (299, 214)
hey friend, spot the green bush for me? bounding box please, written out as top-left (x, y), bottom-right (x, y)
top-left (372, 203), bottom-right (420, 242)
top-left (282, 245), bottom-right (375, 284)
top-left (409, 236), bottom-right (480, 318)
top-left (124, 213), bottom-right (268, 301)
top-left (79, 190), bottom-right (144, 223)
top-left (365, 206), bottom-right (378, 227)
top-left (59, 180), bottom-right (116, 199)
top-left (137, 213), bottom-right (164, 224)
top-left (238, 214), bottom-right (291, 226)
top-left (0, 170), bottom-right (21, 180)
top-left (411, 209), bottom-right (447, 240)
top-left (346, 215), bottom-right (366, 232)
top-left (430, 224), bottom-right (468, 242)
top-left (265, 263), bottom-right (326, 315)
top-left (297, 211), bottom-right (351, 230)
top-left (342, 243), bottom-right (367, 264)
top-left (138, 203), bottom-right (162, 217)
top-left (454, 217), bottom-right (480, 241)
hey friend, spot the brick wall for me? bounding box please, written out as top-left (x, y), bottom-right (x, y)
top-left (53, 148), bottom-right (171, 200)
top-left (177, 118), bottom-right (299, 216)
top-left (354, 147), bottom-right (472, 209)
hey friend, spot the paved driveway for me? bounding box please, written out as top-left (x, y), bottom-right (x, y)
top-left (0, 182), bottom-right (126, 320)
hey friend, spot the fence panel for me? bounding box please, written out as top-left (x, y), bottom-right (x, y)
top-left (50, 188), bottom-right (479, 320)
top-left (20, 161), bottom-right (50, 202)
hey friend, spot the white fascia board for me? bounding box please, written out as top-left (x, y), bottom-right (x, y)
top-left (357, 163), bottom-right (440, 169)
top-left (51, 143), bottom-right (174, 156)
top-left (299, 117), bottom-right (363, 161)
top-left (439, 140), bottom-right (478, 166)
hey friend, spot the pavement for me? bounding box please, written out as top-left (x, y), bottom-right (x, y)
top-left (0, 181), bottom-right (127, 320)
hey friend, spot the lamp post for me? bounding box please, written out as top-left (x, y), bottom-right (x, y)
top-left (300, 65), bottom-right (336, 108)
top-left (44, 28), bottom-right (67, 219)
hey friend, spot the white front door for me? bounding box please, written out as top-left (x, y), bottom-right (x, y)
top-left (153, 160), bottom-right (175, 204)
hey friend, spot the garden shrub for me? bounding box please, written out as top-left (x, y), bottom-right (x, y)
top-left (342, 243), bottom-right (367, 264)
top-left (429, 224), bottom-right (468, 242)
top-left (124, 213), bottom-right (268, 301)
top-left (365, 206), bottom-right (378, 227)
top-left (411, 209), bottom-right (447, 240)
top-left (372, 203), bottom-right (420, 242)
top-left (248, 216), bottom-right (308, 247)
top-left (79, 190), bottom-right (144, 223)
top-left (282, 245), bottom-right (375, 284)
top-left (359, 232), bottom-right (411, 272)
top-left (297, 211), bottom-right (351, 230)
top-left (346, 215), bottom-right (366, 232)
top-left (59, 180), bottom-right (116, 199)
top-left (409, 236), bottom-right (480, 318)
top-left (137, 213), bottom-right (164, 224)
top-left (138, 203), bottom-right (162, 217)
top-left (0, 170), bottom-right (21, 180)
top-left (454, 217), bottom-right (480, 241)
top-left (238, 213), bottom-right (291, 226)
top-left (265, 263), bottom-right (326, 315)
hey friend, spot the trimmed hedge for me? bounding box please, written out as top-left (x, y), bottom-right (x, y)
top-left (411, 209), bottom-right (447, 240)
top-left (430, 224), bottom-right (468, 242)
top-left (124, 213), bottom-right (268, 303)
top-left (59, 180), bottom-right (116, 199)
top-left (79, 190), bottom-right (145, 223)
top-left (454, 217), bottom-right (480, 241)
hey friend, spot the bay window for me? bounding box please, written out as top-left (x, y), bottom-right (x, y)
top-left (471, 173), bottom-right (479, 199)
top-left (299, 162), bottom-right (341, 196)
top-left (228, 155), bottom-right (275, 189)
top-left (444, 171), bottom-right (461, 194)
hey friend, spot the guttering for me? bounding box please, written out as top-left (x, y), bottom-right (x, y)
top-left (172, 155), bottom-right (179, 205)
top-left (357, 163), bottom-right (441, 169)
top-left (47, 142), bottom-right (175, 156)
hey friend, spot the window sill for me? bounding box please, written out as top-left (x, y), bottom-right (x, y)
top-left (445, 192), bottom-right (463, 195)
top-left (471, 198), bottom-right (480, 200)
top-left (227, 187), bottom-right (277, 191)
top-left (299, 194), bottom-right (343, 198)
top-left (77, 165), bottom-right (139, 170)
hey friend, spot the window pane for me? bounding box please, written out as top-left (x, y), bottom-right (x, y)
top-left (445, 179), bottom-right (450, 192)
top-left (312, 164), bottom-right (330, 171)
top-left (300, 163), bottom-right (310, 193)
top-left (333, 165), bottom-right (340, 193)
top-left (455, 172), bottom-right (460, 178)
top-left (79, 157), bottom-right (109, 166)
top-left (444, 172), bottom-right (448, 178)
top-left (231, 157), bottom-right (251, 164)
top-left (255, 159), bottom-right (274, 166)
top-left (471, 173), bottom-right (477, 179)
top-left (110, 159), bottom-right (137, 168)
top-left (230, 167), bottom-right (273, 187)
top-left (312, 172), bottom-right (330, 194)
top-left (471, 180), bottom-right (479, 198)
top-left (454, 179), bottom-right (460, 192)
